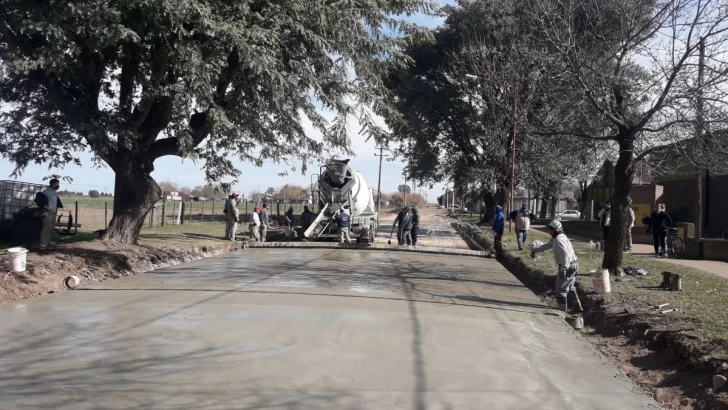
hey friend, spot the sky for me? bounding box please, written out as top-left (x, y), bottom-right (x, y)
top-left (0, 1), bottom-right (457, 202)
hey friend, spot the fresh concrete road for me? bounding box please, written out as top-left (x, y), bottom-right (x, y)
top-left (0, 249), bottom-right (657, 409)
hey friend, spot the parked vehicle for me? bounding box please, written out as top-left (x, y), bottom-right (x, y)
top-left (448, 205), bottom-right (468, 212)
top-left (557, 210), bottom-right (581, 220)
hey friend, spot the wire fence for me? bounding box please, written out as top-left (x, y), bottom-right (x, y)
top-left (70, 199), bottom-right (313, 231)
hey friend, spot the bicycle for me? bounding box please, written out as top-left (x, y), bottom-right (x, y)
top-left (668, 227), bottom-right (685, 259)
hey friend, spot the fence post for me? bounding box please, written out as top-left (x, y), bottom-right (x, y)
top-left (104, 201), bottom-right (108, 229)
top-left (201, 201), bottom-right (205, 222)
top-left (74, 201), bottom-right (79, 234)
top-left (174, 201), bottom-right (179, 225)
top-left (188, 201), bottom-right (192, 223)
top-left (149, 207), bottom-right (155, 228)
top-left (589, 200), bottom-right (594, 222)
top-left (212, 201), bottom-right (215, 221)
top-left (161, 200), bottom-right (166, 226)
top-left (277, 201), bottom-right (280, 216)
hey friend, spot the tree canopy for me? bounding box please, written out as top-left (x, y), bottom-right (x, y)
top-left (0, 0), bottom-right (435, 243)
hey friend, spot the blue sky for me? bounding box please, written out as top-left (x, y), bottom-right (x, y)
top-left (0, 1), bottom-right (455, 201)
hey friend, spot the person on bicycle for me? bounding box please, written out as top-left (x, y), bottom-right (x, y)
top-left (650, 203), bottom-right (673, 257)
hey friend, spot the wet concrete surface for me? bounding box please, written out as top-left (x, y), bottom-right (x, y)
top-left (0, 249), bottom-right (657, 409)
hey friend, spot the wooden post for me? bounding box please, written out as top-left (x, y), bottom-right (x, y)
top-left (173, 201), bottom-right (178, 225)
top-left (149, 207), bottom-right (155, 228)
top-left (189, 201), bottom-right (192, 223)
top-left (74, 201), bottom-right (78, 234)
top-left (212, 201), bottom-right (216, 221)
top-left (201, 201), bottom-right (205, 222)
top-left (104, 201), bottom-right (108, 229)
top-left (161, 200), bottom-right (167, 226)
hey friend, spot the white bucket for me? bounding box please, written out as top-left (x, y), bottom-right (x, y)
top-left (8, 247), bottom-right (28, 273)
top-left (591, 268), bottom-right (611, 293)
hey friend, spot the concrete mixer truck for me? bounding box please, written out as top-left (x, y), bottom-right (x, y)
top-left (304, 159), bottom-right (378, 243)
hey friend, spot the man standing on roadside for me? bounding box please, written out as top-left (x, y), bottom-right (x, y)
top-left (300, 206), bottom-right (315, 239)
top-left (250, 206), bottom-right (262, 242)
top-left (393, 207), bottom-right (407, 245)
top-left (597, 203), bottom-right (611, 250)
top-left (35, 178), bottom-right (63, 252)
top-left (510, 204), bottom-right (533, 250)
top-left (260, 203), bottom-right (269, 242)
top-left (401, 207), bottom-right (413, 245)
top-left (333, 208), bottom-right (351, 245)
top-left (223, 193), bottom-right (239, 241)
top-left (531, 220), bottom-right (583, 313)
top-left (492, 205), bottom-right (505, 249)
top-left (624, 200), bottom-right (635, 252)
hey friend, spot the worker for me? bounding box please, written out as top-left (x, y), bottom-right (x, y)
top-left (625, 199), bottom-right (635, 252)
top-left (223, 193), bottom-right (240, 241)
top-left (34, 178), bottom-right (63, 252)
top-left (597, 203), bottom-right (611, 250)
top-left (249, 206), bottom-right (262, 242)
top-left (411, 208), bottom-right (420, 246)
top-left (260, 203), bottom-right (269, 242)
top-left (650, 203), bottom-right (672, 257)
top-left (333, 208), bottom-right (351, 244)
top-left (401, 207), bottom-right (413, 245)
top-left (393, 207), bottom-right (407, 245)
top-left (300, 205), bottom-right (315, 236)
top-left (509, 204), bottom-right (533, 250)
top-left (284, 206), bottom-right (295, 241)
top-left (531, 220), bottom-right (583, 313)
top-left (492, 205), bottom-right (505, 249)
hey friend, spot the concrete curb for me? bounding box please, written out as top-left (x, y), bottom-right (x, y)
top-left (245, 241), bottom-right (488, 258)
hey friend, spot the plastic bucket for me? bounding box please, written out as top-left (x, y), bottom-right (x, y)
top-left (591, 268), bottom-right (611, 293)
top-left (8, 247), bottom-right (28, 273)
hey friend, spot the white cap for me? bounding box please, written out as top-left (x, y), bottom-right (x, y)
top-left (548, 220), bottom-right (563, 231)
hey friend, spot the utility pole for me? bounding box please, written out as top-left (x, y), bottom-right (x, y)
top-left (509, 93), bottom-right (518, 233)
top-left (375, 146), bottom-right (389, 211)
top-left (696, 36), bottom-right (706, 242)
top-left (403, 176), bottom-right (407, 207)
top-left (412, 179), bottom-right (417, 207)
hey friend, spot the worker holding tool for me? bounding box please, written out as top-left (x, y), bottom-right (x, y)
top-left (393, 207), bottom-right (407, 245)
top-left (249, 206), bottom-right (262, 242)
top-left (531, 220), bottom-right (583, 313)
top-left (333, 208), bottom-right (351, 244)
top-left (284, 206), bottom-right (295, 241)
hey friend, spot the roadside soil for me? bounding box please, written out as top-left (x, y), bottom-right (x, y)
top-left (0, 222), bottom-right (246, 304)
top-left (454, 220), bottom-right (728, 410)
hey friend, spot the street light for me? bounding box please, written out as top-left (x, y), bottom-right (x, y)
top-left (464, 72), bottom-right (518, 232)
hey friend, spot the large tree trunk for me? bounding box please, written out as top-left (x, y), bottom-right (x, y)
top-left (478, 191), bottom-right (497, 224)
top-left (103, 168), bottom-right (161, 244)
top-left (602, 137), bottom-right (635, 273)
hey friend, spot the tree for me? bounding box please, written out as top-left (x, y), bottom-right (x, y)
top-left (397, 184), bottom-right (412, 194)
top-left (88, 190), bottom-right (100, 198)
top-left (280, 184), bottom-right (305, 201)
top-left (190, 184), bottom-right (218, 198)
top-left (531, 0), bottom-right (728, 271)
top-left (157, 181), bottom-right (179, 193)
top-left (0, 0), bottom-right (434, 244)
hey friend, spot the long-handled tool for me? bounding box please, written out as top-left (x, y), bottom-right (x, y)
top-left (388, 225), bottom-right (396, 245)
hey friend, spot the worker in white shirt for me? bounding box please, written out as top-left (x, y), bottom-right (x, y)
top-left (249, 206), bottom-right (262, 242)
top-left (531, 220), bottom-right (583, 313)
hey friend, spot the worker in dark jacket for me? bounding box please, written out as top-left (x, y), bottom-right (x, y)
top-left (650, 203), bottom-right (673, 257)
top-left (492, 205), bottom-right (505, 248)
top-left (411, 208), bottom-right (420, 246)
top-left (401, 207), bottom-right (413, 245)
top-left (333, 208), bottom-right (351, 244)
top-left (34, 179), bottom-right (63, 251)
top-left (393, 207), bottom-right (407, 245)
top-left (300, 206), bottom-right (315, 238)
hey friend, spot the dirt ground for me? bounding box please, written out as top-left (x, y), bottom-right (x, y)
top-left (0, 221), bottom-right (243, 304)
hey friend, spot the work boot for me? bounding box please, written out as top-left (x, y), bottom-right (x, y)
top-left (558, 303), bottom-right (568, 312)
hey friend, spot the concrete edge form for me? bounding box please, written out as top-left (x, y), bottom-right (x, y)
top-left (245, 241), bottom-right (487, 257)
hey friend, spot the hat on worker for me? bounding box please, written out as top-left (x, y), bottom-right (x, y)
top-left (254, 206), bottom-right (261, 212)
top-left (548, 220), bottom-right (563, 232)
top-left (231, 193), bottom-right (238, 198)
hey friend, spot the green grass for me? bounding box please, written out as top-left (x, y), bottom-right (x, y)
top-left (66, 197), bottom-right (310, 214)
top-left (502, 227), bottom-right (728, 351)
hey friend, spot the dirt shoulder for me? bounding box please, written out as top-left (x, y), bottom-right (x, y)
top-left (454, 217), bottom-right (728, 410)
top-left (1, 221), bottom-right (245, 304)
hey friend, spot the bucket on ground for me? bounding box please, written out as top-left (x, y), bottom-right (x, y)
top-left (63, 276), bottom-right (80, 289)
top-left (7, 247), bottom-right (28, 273)
top-left (591, 268), bottom-right (611, 293)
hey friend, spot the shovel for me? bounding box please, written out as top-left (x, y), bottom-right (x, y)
top-left (388, 225), bottom-right (396, 245)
